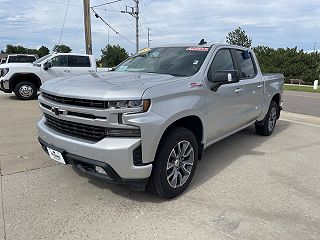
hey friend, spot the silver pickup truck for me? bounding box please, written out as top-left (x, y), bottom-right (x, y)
top-left (37, 43), bottom-right (284, 199)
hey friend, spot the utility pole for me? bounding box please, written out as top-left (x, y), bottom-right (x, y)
top-left (147, 28), bottom-right (151, 47)
top-left (83, 0), bottom-right (93, 55)
top-left (121, 0), bottom-right (139, 52)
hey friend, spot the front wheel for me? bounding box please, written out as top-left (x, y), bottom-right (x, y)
top-left (255, 101), bottom-right (278, 136)
top-left (14, 81), bottom-right (37, 100)
top-left (148, 127), bottom-right (198, 199)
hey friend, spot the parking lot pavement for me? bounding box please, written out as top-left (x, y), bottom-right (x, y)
top-left (283, 90), bottom-right (320, 117)
top-left (0, 93), bottom-right (320, 240)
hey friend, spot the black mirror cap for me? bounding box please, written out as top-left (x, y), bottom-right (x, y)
top-left (43, 61), bottom-right (52, 71)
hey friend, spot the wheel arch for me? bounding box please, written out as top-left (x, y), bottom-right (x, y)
top-left (9, 73), bottom-right (42, 91)
top-left (156, 115), bottom-right (205, 161)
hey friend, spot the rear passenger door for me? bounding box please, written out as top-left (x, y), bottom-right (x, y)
top-left (68, 55), bottom-right (93, 75)
top-left (233, 49), bottom-right (263, 123)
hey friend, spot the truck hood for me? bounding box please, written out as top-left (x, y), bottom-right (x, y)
top-left (41, 72), bottom-right (186, 100)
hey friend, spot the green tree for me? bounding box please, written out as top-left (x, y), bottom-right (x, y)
top-left (226, 27), bottom-right (252, 48)
top-left (6, 44), bottom-right (28, 54)
top-left (38, 46), bottom-right (50, 57)
top-left (253, 46), bottom-right (320, 84)
top-left (53, 44), bottom-right (72, 53)
top-left (98, 44), bottom-right (129, 67)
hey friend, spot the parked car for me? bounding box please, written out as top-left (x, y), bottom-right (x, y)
top-left (3, 54), bottom-right (38, 64)
top-left (0, 53), bottom-right (96, 100)
top-left (37, 43), bottom-right (284, 199)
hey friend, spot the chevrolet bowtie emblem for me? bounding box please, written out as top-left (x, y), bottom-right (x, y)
top-left (51, 107), bottom-right (64, 116)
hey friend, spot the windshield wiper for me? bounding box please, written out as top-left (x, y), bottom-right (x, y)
top-left (146, 71), bottom-right (188, 77)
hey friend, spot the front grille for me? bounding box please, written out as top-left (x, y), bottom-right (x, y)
top-left (44, 113), bottom-right (106, 140)
top-left (42, 92), bottom-right (107, 109)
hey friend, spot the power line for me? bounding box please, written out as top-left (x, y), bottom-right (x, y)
top-left (34, 0), bottom-right (81, 7)
top-left (58, 0), bottom-right (70, 45)
top-left (91, 0), bottom-right (122, 8)
top-left (91, 8), bottom-right (135, 46)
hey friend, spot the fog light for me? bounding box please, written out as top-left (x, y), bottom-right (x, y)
top-left (95, 166), bottom-right (107, 175)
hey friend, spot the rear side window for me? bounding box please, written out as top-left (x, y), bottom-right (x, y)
top-left (69, 56), bottom-right (91, 67)
top-left (8, 56), bottom-right (36, 63)
top-left (235, 50), bottom-right (256, 79)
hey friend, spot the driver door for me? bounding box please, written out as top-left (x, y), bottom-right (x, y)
top-left (206, 48), bottom-right (245, 143)
top-left (41, 55), bottom-right (72, 83)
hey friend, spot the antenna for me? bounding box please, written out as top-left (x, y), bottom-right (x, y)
top-left (199, 39), bottom-right (207, 45)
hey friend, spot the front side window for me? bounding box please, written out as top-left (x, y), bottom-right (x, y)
top-left (208, 49), bottom-right (235, 81)
top-left (115, 47), bottom-right (210, 77)
top-left (69, 56), bottom-right (91, 67)
top-left (51, 55), bottom-right (68, 67)
top-left (235, 50), bottom-right (256, 79)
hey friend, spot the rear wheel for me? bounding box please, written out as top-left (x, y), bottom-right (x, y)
top-left (14, 81), bottom-right (37, 100)
top-left (255, 101), bottom-right (278, 136)
top-left (148, 127), bottom-right (198, 199)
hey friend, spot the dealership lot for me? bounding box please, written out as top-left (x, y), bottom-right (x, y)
top-left (0, 92), bottom-right (319, 240)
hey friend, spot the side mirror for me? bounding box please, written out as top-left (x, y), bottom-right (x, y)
top-left (43, 61), bottom-right (52, 71)
top-left (209, 70), bottom-right (239, 91)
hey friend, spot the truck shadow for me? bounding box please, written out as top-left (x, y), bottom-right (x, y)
top-left (82, 120), bottom-right (289, 203)
top-left (9, 94), bottom-right (39, 101)
top-left (190, 120), bottom-right (289, 191)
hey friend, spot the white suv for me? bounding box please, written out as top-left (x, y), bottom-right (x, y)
top-left (0, 53), bottom-right (97, 100)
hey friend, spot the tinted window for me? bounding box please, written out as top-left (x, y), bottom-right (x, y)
top-left (69, 56), bottom-right (91, 67)
top-left (8, 56), bottom-right (36, 63)
top-left (235, 50), bottom-right (256, 78)
top-left (208, 49), bottom-right (235, 80)
top-left (51, 55), bottom-right (68, 67)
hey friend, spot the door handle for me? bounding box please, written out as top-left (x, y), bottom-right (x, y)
top-left (257, 84), bottom-right (263, 88)
top-left (234, 88), bottom-right (243, 93)
top-left (64, 69), bottom-right (71, 73)
top-left (88, 70), bottom-right (94, 73)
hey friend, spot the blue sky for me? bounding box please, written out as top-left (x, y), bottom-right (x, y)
top-left (0, 0), bottom-right (319, 58)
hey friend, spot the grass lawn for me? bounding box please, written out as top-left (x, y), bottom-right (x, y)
top-left (284, 84), bottom-right (320, 93)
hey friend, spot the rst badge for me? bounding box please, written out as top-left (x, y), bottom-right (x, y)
top-left (190, 82), bottom-right (203, 88)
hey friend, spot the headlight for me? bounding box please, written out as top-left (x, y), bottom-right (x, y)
top-left (108, 99), bottom-right (151, 112)
top-left (0, 68), bottom-right (9, 77)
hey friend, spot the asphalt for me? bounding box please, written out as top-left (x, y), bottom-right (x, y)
top-left (283, 90), bottom-right (320, 117)
top-left (0, 92), bottom-right (320, 240)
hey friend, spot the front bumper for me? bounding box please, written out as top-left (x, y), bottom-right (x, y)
top-left (0, 78), bottom-right (11, 93)
top-left (37, 117), bottom-right (152, 182)
top-left (38, 138), bottom-right (148, 190)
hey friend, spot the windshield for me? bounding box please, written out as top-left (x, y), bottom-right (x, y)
top-left (33, 54), bottom-right (53, 64)
top-left (115, 47), bottom-right (210, 76)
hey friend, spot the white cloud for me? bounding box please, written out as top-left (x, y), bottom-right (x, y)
top-left (0, 0), bottom-right (319, 57)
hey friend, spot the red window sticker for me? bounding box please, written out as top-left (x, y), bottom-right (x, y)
top-left (186, 47), bottom-right (209, 51)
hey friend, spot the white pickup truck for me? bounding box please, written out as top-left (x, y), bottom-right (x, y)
top-left (0, 53), bottom-right (96, 100)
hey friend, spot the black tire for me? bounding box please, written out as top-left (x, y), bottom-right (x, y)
top-left (255, 101), bottom-right (278, 136)
top-left (14, 81), bottom-right (37, 100)
top-left (148, 127), bottom-right (198, 199)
